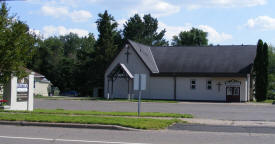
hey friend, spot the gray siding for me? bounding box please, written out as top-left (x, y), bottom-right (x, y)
top-left (149, 77), bottom-right (174, 100)
top-left (104, 45), bottom-right (151, 99)
top-left (104, 45), bottom-right (250, 102)
top-left (175, 77), bottom-right (247, 101)
top-left (146, 77), bottom-right (248, 102)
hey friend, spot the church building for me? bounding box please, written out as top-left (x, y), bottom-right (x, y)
top-left (104, 40), bottom-right (256, 102)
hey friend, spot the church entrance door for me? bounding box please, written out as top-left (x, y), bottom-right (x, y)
top-left (226, 86), bottom-right (240, 102)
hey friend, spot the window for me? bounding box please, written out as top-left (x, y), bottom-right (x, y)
top-left (206, 80), bottom-right (212, 90)
top-left (233, 87), bottom-right (240, 96)
top-left (190, 80), bottom-right (196, 90)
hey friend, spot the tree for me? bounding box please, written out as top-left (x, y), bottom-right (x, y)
top-left (31, 37), bottom-right (64, 91)
top-left (60, 33), bottom-right (82, 59)
top-left (254, 39), bottom-right (269, 101)
top-left (0, 2), bottom-right (37, 84)
top-left (123, 14), bottom-right (168, 46)
top-left (94, 10), bottom-right (119, 87)
top-left (263, 42), bottom-right (269, 100)
top-left (172, 28), bottom-right (208, 46)
top-left (75, 33), bottom-right (97, 96)
top-left (30, 33), bottom-right (97, 95)
top-left (267, 46), bottom-right (275, 99)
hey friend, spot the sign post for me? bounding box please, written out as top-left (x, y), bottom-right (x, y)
top-left (138, 89), bottom-right (141, 117)
top-left (134, 74), bottom-right (146, 117)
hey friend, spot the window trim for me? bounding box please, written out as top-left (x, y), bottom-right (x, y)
top-left (206, 80), bottom-right (212, 90)
top-left (190, 79), bottom-right (196, 90)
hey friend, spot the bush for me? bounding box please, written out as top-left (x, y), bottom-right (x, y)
top-left (267, 90), bottom-right (275, 100)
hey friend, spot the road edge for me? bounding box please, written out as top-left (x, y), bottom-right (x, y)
top-left (0, 120), bottom-right (139, 131)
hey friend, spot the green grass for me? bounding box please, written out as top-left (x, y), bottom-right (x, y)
top-left (252, 99), bottom-right (275, 104)
top-left (91, 97), bottom-right (178, 103)
top-left (34, 96), bottom-right (178, 103)
top-left (0, 113), bottom-right (181, 130)
top-left (3, 109), bottom-right (193, 118)
top-left (110, 99), bottom-right (178, 103)
top-left (34, 95), bottom-right (93, 100)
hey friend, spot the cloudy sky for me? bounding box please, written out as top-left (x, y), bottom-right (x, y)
top-left (5, 0), bottom-right (275, 45)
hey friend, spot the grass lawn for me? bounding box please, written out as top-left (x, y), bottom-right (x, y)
top-left (0, 112), bottom-right (182, 130)
top-left (110, 99), bottom-right (178, 103)
top-left (35, 96), bottom-right (179, 103)
top-left (252, 99), bottom-right (275, 104)
top-left (34, 95), bottom-right (94, 100)
top-left (4, 109), bottom-right (193, 118)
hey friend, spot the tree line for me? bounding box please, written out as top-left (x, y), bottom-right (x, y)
top-left (0, 2), bottom-right (273, 100)
top-left (29, 10), bottom-right (209, 96)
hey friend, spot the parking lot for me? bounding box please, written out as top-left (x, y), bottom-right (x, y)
top-left (35, 99), bottom-right (275, 121)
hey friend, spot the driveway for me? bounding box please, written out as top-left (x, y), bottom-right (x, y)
top-left (34, 99), bottom-right (275, 121)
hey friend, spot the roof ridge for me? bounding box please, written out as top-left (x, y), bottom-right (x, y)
top-left (147, 45), bottom-right (159, 73)
top-left (127, 40), bottom-right (159, 73)
top-left (151, 45), bottom-right (256, 48)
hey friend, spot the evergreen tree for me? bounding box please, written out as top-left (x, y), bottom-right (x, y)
top-left (123, 14), bottom-right (168, 46)
top-left (172, 28), bottom-right (208, 46)
top-left (254, 39), bottom-right (269, 101)
top-left (94, 10), bottom-right (119, 87)
top-left (262, 42), bottom-right (269, 100)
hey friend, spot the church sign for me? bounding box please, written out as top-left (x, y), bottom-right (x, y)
top-left (225, 79), bottom-right (241, 86)
top-left (17, 83), bottom-right (28, 92)
top-left (17, 78), bottom-right (29, 101)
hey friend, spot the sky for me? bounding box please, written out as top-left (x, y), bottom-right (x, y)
top-left (4, 0), bottom-right (275, 45)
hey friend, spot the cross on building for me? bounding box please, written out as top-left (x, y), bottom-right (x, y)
top-left (124, 47), bottom-right (131, 63)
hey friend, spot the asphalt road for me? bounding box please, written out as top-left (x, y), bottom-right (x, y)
top-left (169, 123), bottom-right (275, 134)
top-left (1, 125), bottom-right (275, 144)
top-left (35, 99), bottom-right (275, 121)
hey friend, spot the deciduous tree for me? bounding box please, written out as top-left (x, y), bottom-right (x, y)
top-left (172, 28), bottom-right (208, 46)
top-left (0, 2), bottom-right (37, 84)
top-left (123, 14), bottom-right (168, 46)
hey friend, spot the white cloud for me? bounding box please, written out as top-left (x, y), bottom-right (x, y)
top-left (29, 29), bottom-right (41, 36)
top-left (131, 0), bottom-right (180, 17)
top-left (70, 10), bottom-right (92, 22)
top-left (198, 25), bottom-right (232, 43)
top-left (42, 25), bottom-right (89, 38)
top-left (41, 5), bottom-right (69, 18)
top-left (41, 5), bottom-right (92, 22)
top-left (158, 22), bottom-right (192, 40)
top-left (246, 16), bottom-right (275, 30)
top-left (214, 0), bottom-right (266, 7)
top-left (117, 19), bottom-right (127, 30)
top-left (159, 22), bottom-right (232, 44)
top-left (183, 0), bottom-right (267, 10)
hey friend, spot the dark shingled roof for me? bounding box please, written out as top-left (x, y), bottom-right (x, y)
top-left (128, 40), bottom-right (257, 77)
top-left (128, 40), bottom-right (159, 73)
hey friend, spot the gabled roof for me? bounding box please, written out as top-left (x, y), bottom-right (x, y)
top-left (128, 40), bottom-right (159, 73)
top-left (128, 40), bottom-right (257, 77)
top-left (108, 63), bottom-right (134, 79)
top-left (120, 63), bottom-right (134, 79)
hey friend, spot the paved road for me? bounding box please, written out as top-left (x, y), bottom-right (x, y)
top-left (1, 125), bottom-right (275, 144)
top-left (169, 123), bottom-right (275, 134)
top-left (35, 99), bottom-right (275, 121)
